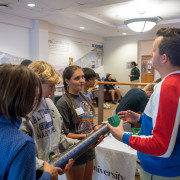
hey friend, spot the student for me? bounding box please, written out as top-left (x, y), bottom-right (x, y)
top-left (115, 83), bottom-right (154, 114)
top-left (104, 73), bottom-right (121, 104)
top-left (20, 59), bottom-right (32, 66)
top-left (0, 64), bottom-right (60, 180)
top-left (115, 83), bottom-right (155, 132)
top-left (56, 65), bottom-right (99, 180)
top-left (82, 67), bottom-right (96, 103)
top-left (128, 61), bottom-right (140, 88)
top-left (20, 61), bottom-right (74, 179)
top-left (108, 27), bottom-right (180, 179)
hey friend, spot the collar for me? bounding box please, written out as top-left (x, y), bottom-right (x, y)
top-left (0, 115), bottom-right (22, 129)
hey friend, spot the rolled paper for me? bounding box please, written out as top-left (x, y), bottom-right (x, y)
top-left (37, 124), bottom-right (109, 174)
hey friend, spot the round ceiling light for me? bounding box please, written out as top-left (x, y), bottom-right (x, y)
top-left (124, 17), bottom-right (161, 32)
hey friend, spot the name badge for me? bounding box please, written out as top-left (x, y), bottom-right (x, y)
top-left (76, 107), bottom-right (84, 115)
top-left (45, 113), bottom-right (52, 122)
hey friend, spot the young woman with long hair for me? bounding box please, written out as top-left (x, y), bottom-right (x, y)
top-left (56, 65), bottom-right (97, 180)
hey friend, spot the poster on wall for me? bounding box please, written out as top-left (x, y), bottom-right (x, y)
top-left (0, 51), bottom-right (25, 65)
top-left (48, 33), bottom-right (103, 76)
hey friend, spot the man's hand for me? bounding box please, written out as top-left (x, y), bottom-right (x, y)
top-left (118, 110), bottom-right (140, 124)
top-left (107, 120), bottom-right (124, 142)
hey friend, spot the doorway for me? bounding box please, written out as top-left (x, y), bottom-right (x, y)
top-left (141, 55), bottom-right (154, 83)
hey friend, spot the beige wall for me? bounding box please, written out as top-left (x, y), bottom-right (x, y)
top-left (103, 34), bottom-right (155, 96)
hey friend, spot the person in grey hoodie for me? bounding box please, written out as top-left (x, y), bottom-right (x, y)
top-left (20, 61), bottom-right (74, 179)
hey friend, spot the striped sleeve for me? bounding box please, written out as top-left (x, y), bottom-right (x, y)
top-left (124, 74), bottom-right (180, 157)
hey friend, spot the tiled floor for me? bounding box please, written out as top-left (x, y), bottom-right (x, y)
top-left (94, 102), bottom-right (141, 180)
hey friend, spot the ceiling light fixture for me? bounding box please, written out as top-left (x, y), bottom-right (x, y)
top-left (80, 27), bottom-right (85, 30)
top-left (124, 17), bottom-right (161, 32)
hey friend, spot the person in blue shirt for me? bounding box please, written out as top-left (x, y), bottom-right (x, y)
top-left (0, 64), bottom-right (61, 180)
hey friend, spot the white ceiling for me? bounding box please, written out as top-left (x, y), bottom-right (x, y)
top-left (1, 0), bottom-right (180, 37)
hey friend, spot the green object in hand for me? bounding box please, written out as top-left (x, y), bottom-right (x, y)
top-left (133, 128), bottom-right (141, 135)
top-left (49, 152), bottom-right (55, 160)
top-left (108, 115), bottom-right (121, 127)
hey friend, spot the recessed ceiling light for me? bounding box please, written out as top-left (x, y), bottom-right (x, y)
top-left (80, 27), bottom-right (85, 30)
top-left (27, 3), bottom-right (35, 7)
top-left (122, 33), bottom-right (127, 35)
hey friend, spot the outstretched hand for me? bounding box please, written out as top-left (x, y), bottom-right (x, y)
top-left (118, 110), bottom-right (140, 124)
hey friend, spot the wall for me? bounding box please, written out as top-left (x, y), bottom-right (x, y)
top-left (0, 12), bottom-right (32, 59)
top-left (47, 24), bottom-right (104, 72)
top-left (0, 11), bottom-right (160, 95)
top-left (104, 34), bottom-right (155, 95)
top-left (48, 33), bottom-right (103, 65)
top-left (0, 12), bottom-right (104, 65)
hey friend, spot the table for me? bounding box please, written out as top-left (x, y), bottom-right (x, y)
top-left (59, 134), bottom-right (137, 180)
top-left (92, 134), bottom-right (137, 180)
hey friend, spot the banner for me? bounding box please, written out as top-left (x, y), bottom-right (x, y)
top-left (92, 135), bottom-right (137, 180)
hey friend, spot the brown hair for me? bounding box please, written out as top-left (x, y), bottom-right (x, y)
top-left (96, 73), bottom-right (101, 81)
top-left (28, 61), bottom-right (62, 84)
top-left (0, 64), bottom-right (42, 120)
top-left (82, 67), bottom-right (96, 81)
top-left (156, 27), bottom-right (180, 67)
top-left (63, 65), bottom-right (95, 121)
top-left (106, 73), bottom-right (111, 79)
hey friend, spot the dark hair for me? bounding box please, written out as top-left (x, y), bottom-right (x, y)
top-left (106, 73), bottom-right (111, 79)
top-left (131, 61), bottom-right (137, 66)
top-left (82, 68), bottom-right (96, 81)
top-left (156, 27), bottom-right (180, 67)
top-left (0, 64), bottom-right (42, 120)
top-left (63, 65), bottom-right (94, 120)
top-left (96, 73), bottom-right (101, 81)
top-left (63, 65), bottom-right (82, 92)
top-left (20, 59), bottom-right (32, 66)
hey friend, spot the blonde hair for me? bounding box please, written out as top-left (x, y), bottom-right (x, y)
top-left (28, 61), bottom-right (62, 84)
top-left (143, 83), bottom-right (155, 92)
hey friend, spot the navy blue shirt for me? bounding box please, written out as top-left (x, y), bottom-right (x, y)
top-left (115, 88), bottom-right (148, 114)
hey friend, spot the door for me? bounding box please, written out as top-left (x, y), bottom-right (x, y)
top-left (141, 55), bottom-right (154, 83)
